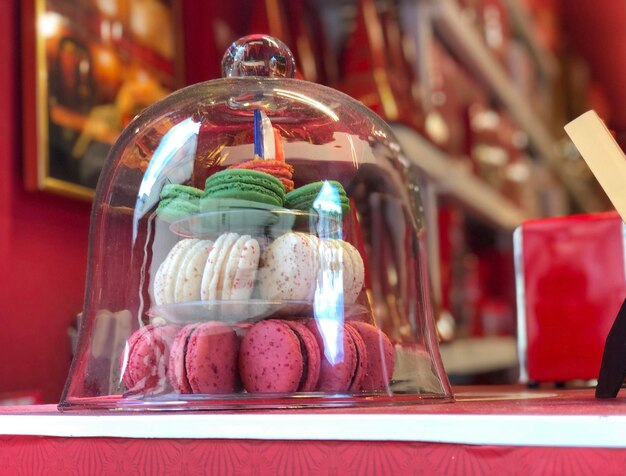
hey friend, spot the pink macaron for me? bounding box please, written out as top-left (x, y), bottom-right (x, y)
top-left (120, 324), bottom-right (179, 394)
top-left (306, 320), bottom-right (366, 393)
top-left (347, 321), bottom-right (395, 391)
top-left (168, 321), bottom-right (240, 394)
top-left (239, 319), bottom-right (321, 393)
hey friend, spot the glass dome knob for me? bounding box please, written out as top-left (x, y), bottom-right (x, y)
top-left (221, 34), bottom-right (297, 79)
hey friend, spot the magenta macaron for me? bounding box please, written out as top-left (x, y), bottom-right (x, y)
top-left (347, 321), bottom-right (395, 391)
top-left (306, 320), bottom-right (367, 393)
top-left (120, 324), bottom-right (179, 394)
top-left (239, 319), bottom-right (321, 393)
top-left (168, 321), bottom-right (240, 394)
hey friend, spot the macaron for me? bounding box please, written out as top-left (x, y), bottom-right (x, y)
top-left (257, 232), bottom-right (320, 302)
top-left (258, 234), bottom-right (364, 304)
top-left (344, 323), bottom-right (368, 391)
top-left (204, 169), bottom-right (286, 207)
top-left (200, 233), bottom-right (261, 301)
top-left (229, 158), bottom-right (295, 192)
top-left (168, 321), bottom-right (240, 394)
top-left (306, 320), bottom-right (365, 393)
top-left (153, 239), bottom-right (199, 306)
top-left (152, 233), bottom-right (259, 306)
top-left (283, 320), bottom-right (321, 392)
top-left (338, 240), bottom-right (365, 303)
top-left (155, 184), bottom-right (203, 221)
top-left (120, 324), bottom-right (179, 394)
top-left (160, 184), bottom-right (205, 201)
top-left (285, 181), bottom-right (350, 216)
top-left (239, 319), bottom-right (320, 393)
top-left (174, 239), bottom-right (213, 303)
top-left (347, 321), bottom-right (395, 391)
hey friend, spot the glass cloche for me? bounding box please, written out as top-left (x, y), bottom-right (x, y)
top-left (59, 35), bottom-right (453, 411)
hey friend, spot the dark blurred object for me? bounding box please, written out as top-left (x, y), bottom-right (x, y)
top-left (52, 36), bottom-right (94, 112)
top-left (67, 313), bottom-right (83, 357)
top-left (596, 297), bottom-right (626, 398)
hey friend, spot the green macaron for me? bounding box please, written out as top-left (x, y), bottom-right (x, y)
top-left (155, 197), bottom-right (199, 222)
top-left (155, 184), bottom-right (202, 222)
top-left (160, 184), bottom-right (204, 201)
top-left (285, 180), bottom-right (350, 216)
top-left (204, 169), bottom-right (286, 207)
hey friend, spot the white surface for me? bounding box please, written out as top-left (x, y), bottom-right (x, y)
top-left (440, 336), bottom-right (518, 374)
top-left (3, 410), bottom-right (626, 447)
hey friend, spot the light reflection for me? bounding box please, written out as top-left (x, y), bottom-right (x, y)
top-left (274, 89), bottom-right (339, 122)
top-left (132, 118), bottom-right (200, 241)
top-left (312, 181), bottom-right (344, 365)
top-left (40, 12), bottom-right (63, 38)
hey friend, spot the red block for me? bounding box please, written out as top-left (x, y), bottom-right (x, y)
top-left (515, 212), bottom-right (626, 383)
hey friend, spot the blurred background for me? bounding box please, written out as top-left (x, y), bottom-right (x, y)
top-left (0, 0), bottom-right (624, 403)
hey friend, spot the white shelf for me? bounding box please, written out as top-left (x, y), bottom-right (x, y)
top-left (440, 336), bottom-right (518, 375)
top-left (393, 125), bottom-right (531, 230)
top-left (430, 0), bottom-right (603, 213)
top-left (503, 0), bottom-right (559, 81)
top-left (2, 399), bottom-right (626, 447)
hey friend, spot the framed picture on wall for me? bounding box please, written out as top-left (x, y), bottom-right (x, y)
top-left (22, 0), bottom-right (183, 200)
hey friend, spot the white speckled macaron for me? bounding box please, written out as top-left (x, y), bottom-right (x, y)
top-left (153, 238), bottom-right (199, 306)
top-left (223, 235), bottom-right (260, 300)
top-left (200, 233), bottom-right (240, 301)
top-left (174, 239), bottom-right (213, 303)
top-left (258, 232), bottom-right (319, 301)
top-left (339, 240), bottom-right (365, 304)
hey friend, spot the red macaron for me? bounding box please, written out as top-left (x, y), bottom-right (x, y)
top-left (347, 321), bottom-right (395, 391)
top-left (306, 319), bottom-right (367, 393)
top-left (168, 321), bottom-right (240, 394)
top-left (120, 324), bottom-right (179, 394)
top-left (239, 319), bottom-right (321, 393)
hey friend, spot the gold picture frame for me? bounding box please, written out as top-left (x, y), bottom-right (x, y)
top-left (22, 0), bottom-right (183, 200)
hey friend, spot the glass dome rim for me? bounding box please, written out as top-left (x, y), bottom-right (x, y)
top-left (119, 76), bottom-right (400, 144)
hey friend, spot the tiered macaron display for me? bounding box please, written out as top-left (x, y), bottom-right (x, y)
top-left (122, 319), bottom-right (394, 395)
top-left (127, 110), bottom-right (397, 400)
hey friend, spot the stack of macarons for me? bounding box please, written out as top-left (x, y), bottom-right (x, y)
top-left (285, 181), bottom-right (350, 216)
top-left (229, 158), bottom-right (295, 192)
top-left (203, 169), bottom-right (286, 208)
top-left (156, 175), bottom-right (352, 219)
top-left (120, 319), bottom-right (395, 396)
top-left (257, 232), bottom-right (364, 304)
top-left (152, 233), bottom-right (261, 306)
top-left (155, 184), bottom-right (203, 222)
top-left (239, 318), bottom-right (395, 394)
top-left (153, 231), bottom-right (364, 307)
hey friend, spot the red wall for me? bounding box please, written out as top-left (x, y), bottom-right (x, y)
top-left (0, 1), bottom-right (91, 403)
top-left (560, 0), bottom-right (626, 131)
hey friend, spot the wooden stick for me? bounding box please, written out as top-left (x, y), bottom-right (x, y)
top-left (564, 110), bottom-right (626, 222)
